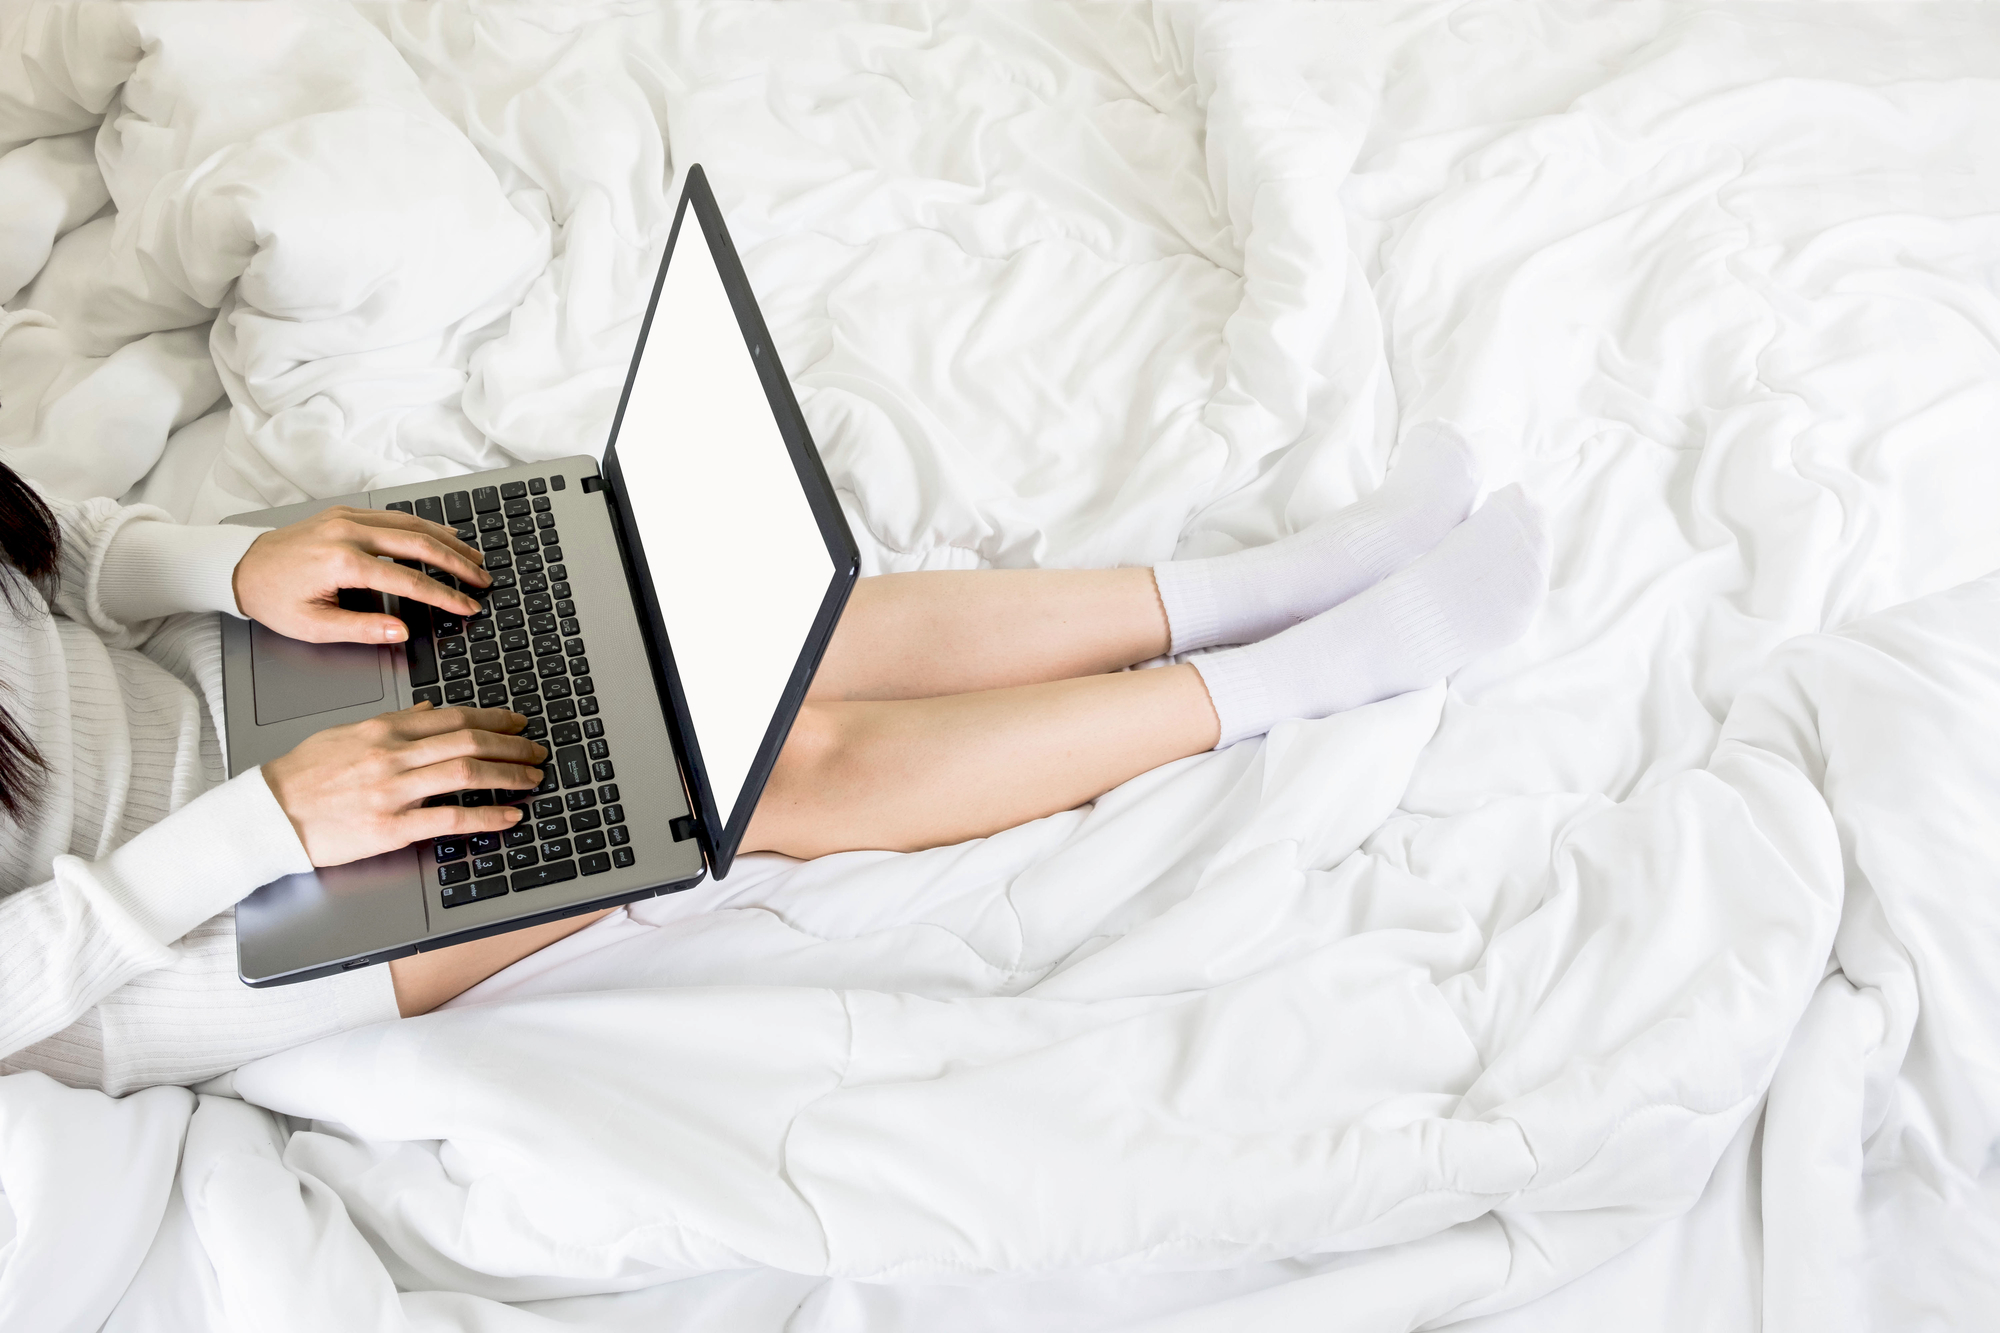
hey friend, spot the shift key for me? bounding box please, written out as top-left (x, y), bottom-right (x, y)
top-left (554, 744), bottom-right (590, 789)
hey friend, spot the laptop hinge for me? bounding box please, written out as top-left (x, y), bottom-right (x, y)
top-left (670, 816), bottom-right (698, 843)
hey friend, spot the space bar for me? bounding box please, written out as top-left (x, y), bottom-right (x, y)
top-left (396, 598), bottom-right (437, 687)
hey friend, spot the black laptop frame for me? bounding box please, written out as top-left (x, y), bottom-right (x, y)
top-left (599, 164), bottom-right (860, 880)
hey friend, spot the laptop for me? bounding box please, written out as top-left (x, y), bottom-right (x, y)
top-left (219, 165), bottom-right (860, 987)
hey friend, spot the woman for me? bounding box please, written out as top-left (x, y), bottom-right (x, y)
top-left (0, 425), bottom-right (1546, 1094)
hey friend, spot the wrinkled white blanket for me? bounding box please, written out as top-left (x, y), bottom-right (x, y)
top-left (3, 4), bottom-right (1998, 1331)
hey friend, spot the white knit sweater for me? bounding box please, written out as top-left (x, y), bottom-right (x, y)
top-left (0, 492), bottom-right (398, 1097)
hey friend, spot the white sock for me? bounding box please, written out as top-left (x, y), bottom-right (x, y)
top-left (1190, 484), bottom-right (1550, 748)
top-left (1153, 422), bottom-right (1481, 654)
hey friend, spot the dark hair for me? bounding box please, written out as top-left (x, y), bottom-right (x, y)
top-left (0, 458), bottom-right (58, 821)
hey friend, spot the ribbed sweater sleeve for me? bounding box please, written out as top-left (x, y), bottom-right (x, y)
top-left (41, 486), bottom-right (268, 643)
top-left (0, 767), bottom-right (311, 1065)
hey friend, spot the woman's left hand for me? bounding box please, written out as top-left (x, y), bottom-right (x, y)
top-left (233, 505), bottom-right (490, 644)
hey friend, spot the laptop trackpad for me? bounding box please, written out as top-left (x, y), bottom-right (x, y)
top-left (250, 621), bottom-right (385, 725)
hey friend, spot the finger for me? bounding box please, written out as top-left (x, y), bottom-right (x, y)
top-left (398, 755), bottom-right (548, 805)
top-left (336, 508), bottom-right (487, 569)
top-left (350, 558), bottom-right (484, 618)
top-left (398, 726), bottom-right (549, 773)
top-left (288, 607), bottom-right (420, 646)
top-left (338, 523), bottom-right (491, 592)
top-left (396, 803), bottom-right (528, 844)
top-left (385, 705), bottom-right (527, 740)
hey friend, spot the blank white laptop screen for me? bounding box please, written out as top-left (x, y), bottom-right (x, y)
top-left (612, 200), bottom-right (835, 831)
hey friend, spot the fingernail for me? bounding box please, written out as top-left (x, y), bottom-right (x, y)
top-left (384, 622), bottom-right (406, 642)
top-left (507, 807), bottom-right (523, 823)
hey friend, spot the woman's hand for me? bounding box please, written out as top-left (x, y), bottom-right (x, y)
top-left (233, 505), bottom-right (490, 644)
top-left (261, 704), bottom-right (548, 867)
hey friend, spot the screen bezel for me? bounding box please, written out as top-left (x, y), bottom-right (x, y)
top-left (599, 164), bottom-right (860, 880)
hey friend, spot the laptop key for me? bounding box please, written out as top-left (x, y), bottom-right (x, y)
top-left (438, 861), bottom-right (472, 887)
top-left (581, 718), bottom-right (603, 739)
top-left (592, 761), bottom-right (614, 782)
top-left (472, 485), bottom-right (500, 513)
top-left (434, 837), bottom-right (467, 863)
top-left (535, 817), bottom-right (568, 840)
top-left (598, 785), bottom-right (619, 804)
top-left (573, 676), bottom-right (595, 696)
top-left (537, 655), bottom-right (567, 679)
top-left (514, 695), bottom-right (543, 717)
top-left (547, 699), bottom-right (577, 723)
top-left (470, 878), bottom-right (509, 903)
top-left (474, 662), bottom-right (505, 685)
top-left (386, 500), bottom-right (415, 515)
top-left (497, 609), bottom-right (525, 631)
top-left (580, 852), bottom-right (611, 876)
top-left (533, 635), bottom-right (563, 657)
top-left (507, 672), bottom-right (539, 695)
top-left (564, 638), bottom-right (586, 657)
top-left (415, 496), bottom-right (445, 524)
top-left (550, 475), bottom-right (565, 490)
top-left (611, 847), bottom-right (635, 869)
top-left (529, 613), bottom-right (557, 635)
top-left (504, 497), bottom-right (531, 518)
top-left (500, 480), bottom-right (527, 500)
top-left (501, 630), bottom-right (530, 652)
top-left (554, 744), bottom-right (589, 788)
top-left (460, 789), bottom-right (494, 807)
top-left (586, 739), bottom-right (609, 761)
top-left (565, 789), bottom-right (596, 812)
top-left (439, 637), bottom-right (467, 659)
top-left (577, 697), bottom-right (598, 717)
top-left (507, 846), bottom-right (540, 869)
top-left (444, 490), bottom-right (473, 523)
top-left (511, 859), bottom-right (576, 892)
top-left (470, 832), bottom-right (502, 855)
top-left (608, 826), bottom-right (630, 847)
top-left (576, 831), bottom-right (606, 854)
top-left (471, 640), bottom-right (500, 663)
top-left (444, 680), bottom-right (475, 704)
top-left (540, 838), bottom-right (573, 861)
top-left (442, 658), bottom-right (471, 682)
top-left (478, 685), bottom-right (508, 707)
top-left (504, 822), bottom-right (537, 847)
top-left (413, 685), bottom-right (443, 707)
top-left (522, 717), bottom-right (547, 741)
top-left (473, 854), bottom-right (506, 879)
top-left (543, 546), bottom-right (563, 563)
top-left (528, 477), bottom-right (546, 495)
top-left (568, 808), bottom-right (601, 832)
top-left (601, 803), bottom-right (624, 824)
top-left (543, 679), bottom-right (572, 701)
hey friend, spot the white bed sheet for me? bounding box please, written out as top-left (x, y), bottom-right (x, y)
top-left (2, 4), bottom-right (1998, 1331)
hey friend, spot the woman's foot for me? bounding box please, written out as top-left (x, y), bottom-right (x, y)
top-left (1189, 484), bottom-right (1550, 747)
top-left (1153, 422), bottom-right (1482, 654)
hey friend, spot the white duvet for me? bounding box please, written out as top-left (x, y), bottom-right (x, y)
top-left (3, 4), bottom-right (1998, 1331)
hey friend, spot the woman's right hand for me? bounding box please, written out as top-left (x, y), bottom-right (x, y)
top-left (261, 704), bottom-right (548, 867)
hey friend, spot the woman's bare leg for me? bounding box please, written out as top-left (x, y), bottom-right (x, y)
top-left (747, 662), bottom-right (1219, 858)
top-left (809, 567), bottom-right (1171, 701)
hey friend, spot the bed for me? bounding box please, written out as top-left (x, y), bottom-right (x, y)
top-left (3, 4), bottom-right (1998, 1330)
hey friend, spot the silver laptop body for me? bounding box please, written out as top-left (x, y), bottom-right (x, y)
top-left (221, 166), bottom-right (859, 987)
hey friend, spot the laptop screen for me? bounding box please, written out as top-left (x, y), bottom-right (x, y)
top-left (603, 168), bottom-right (855, 875)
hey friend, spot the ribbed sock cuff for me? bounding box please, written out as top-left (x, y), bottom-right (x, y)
top-left (1153, 560), bottom-right (1223, 656)
top-left (1190, 647), bottom-right (1278, 749)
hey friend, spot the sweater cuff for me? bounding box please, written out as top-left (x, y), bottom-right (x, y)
top-left (95, 767), bottom-right (313, 948)
top-left (97, 519), bottom-right (267, 623)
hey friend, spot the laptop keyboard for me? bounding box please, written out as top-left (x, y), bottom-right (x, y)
top-left (384, 474), bottom-right (640, 909)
